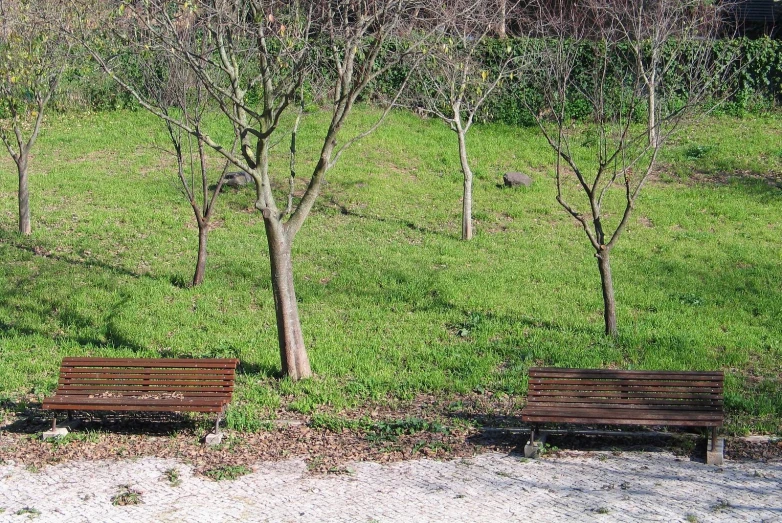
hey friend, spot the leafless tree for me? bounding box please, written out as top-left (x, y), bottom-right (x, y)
top-left (74, 0), bottom-right (427, 379)
top-left (527, 0), bottom-right (733, 336)
top-left (410, 0), bottom-right (521, 240)
top-left (144, 39), bottom-right (237, 287)
top-left (0, 0), bottom-right (73, 235)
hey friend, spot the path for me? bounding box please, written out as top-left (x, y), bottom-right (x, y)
top-left (1, 451), bottom-right (780, 522)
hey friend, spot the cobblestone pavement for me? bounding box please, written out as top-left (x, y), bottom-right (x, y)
top-left (1, 451), bottom-right (780, 522)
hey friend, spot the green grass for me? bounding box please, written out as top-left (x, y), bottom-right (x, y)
top-left (203, 464), bottom-right (252, 481)
top-left (0, 108), bottom-right (780, 434)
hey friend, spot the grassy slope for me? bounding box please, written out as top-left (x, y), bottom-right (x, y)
top-left (0, 109), bottom-right (780, 434)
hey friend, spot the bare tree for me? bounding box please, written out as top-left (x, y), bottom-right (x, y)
top-left (139, 24), bottom-right (237, 287)
top-left (527, 0), bottom-right (731, 336)
top-left (411, 0), bottom-right (519, 240)
top-left (596, 0), bottom-right (728, 147)
top-left (0, 0), bottom-right (73, 235)
top-left (75, 0), bottom-right (426, 379)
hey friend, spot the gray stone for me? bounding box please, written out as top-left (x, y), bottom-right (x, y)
top-left (524, 432), bottom-right (547, 458)
top-left (223, 171), bottom-right (254, 188)
top-left (205, 432), bottom-right (223, 446)
top-left (503, 172), bottom-right (533, 187)
top-left (706, 436), bottom-right (724, 466)
top-left (42, 427), bottom-right (69, 440)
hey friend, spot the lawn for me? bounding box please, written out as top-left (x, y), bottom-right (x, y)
top-left (0, 108), bottom-right (780, 435)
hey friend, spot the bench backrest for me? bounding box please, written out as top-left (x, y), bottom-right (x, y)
top-left (527, 367), bottom-right (724, 414)
top-left (55, 357), bottom-right (239, 403)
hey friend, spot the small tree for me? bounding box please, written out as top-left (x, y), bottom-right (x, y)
top-left (79, 0), bottom-right (426, 379)
top-left (0, 0), bottom-right (73, 235)
top-left (411, 0), bottom-right (519, 240)
top-left (140, 25), bottom-right (236, 287)
top-left (527, 0), bottom-right (731, 336)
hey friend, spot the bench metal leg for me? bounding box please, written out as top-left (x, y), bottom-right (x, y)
top-left (43, 414), bottom-right (69, 440)
top-left (525, 424), bottom-right (546, 458)
top-left (205, 412), bottom-right (225, 446)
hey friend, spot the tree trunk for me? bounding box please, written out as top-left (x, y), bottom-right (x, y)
top-left (596, 250), bottom-right (617, 337)
top-left (457, 130), bottom-right (473, 241)
top-left (192, 220), bottom-right (208, 286)
top-left (498, 0), bottom-right (507, 39)
top-left (17, 156), bottom-right (31, 236)
top-left (263, 216), bottom-right (312, 380)
top-left (648, 70), bottom-right (657, 147)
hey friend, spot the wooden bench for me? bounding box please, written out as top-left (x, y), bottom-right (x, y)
top-left (43, 358), bottom-right (240, 435)
top-left (520, 367), bottom-right (725, 464)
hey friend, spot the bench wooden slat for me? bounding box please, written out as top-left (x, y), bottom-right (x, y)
top-left (530, 386), bottom-right (721, 395)
top-left (530, 368), bottom-right (723, 379)
top-left (47, 391), bottom-right (231, 398)
top-left (61, 357), bottom-right (239, 368)
top-left (61, 369), bottom-right (236, 377)
top-left (522, 407), bottom-right (723, 421)
top-left (522, 416), bottom-right (722, 427)
top-left (43, 403), bottom-right (226, 413)
top-left (529, 390), bottom-right (721, 400)
top-left (527, 396), bottom-right (723, 407)
top-left (48, 400), bottom-right (226, 407)
top-left (530, 379), bottom-right (723, 388)
top-left (57, 385), bottom-right (233, 394)
top-left (59, 379), bottom-right (233, 387)
top-left (527, 400), bottom-right (722, 412)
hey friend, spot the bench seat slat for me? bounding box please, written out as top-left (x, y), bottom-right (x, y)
top-left (61, 358), bottom-right (239, 368)
top-left (530, 369), bottom-right (723, 379)
top-left (56, 386), bottom-right (233, 393)
top-left (44, 396), bottom-right (226, 406)
top-left (43, 403), bottom-right (225, 413)
top-left (527, 396), bottom-right (723, 407)
top-left (49, 390), bottom-right (231, 398)
top-left (530, 386), bottom-right (721, 395)
top-left (530, 391), bottom-right (721, 400)
top-left (59, 379), bottom-right (233, 387)
top-left (530, 379), bottom-right (723, 388)
top-left (522, 416), bottom-right (722, 427)
top-left (522, 407), bottom-right (722, 421)
top-left (527, 401), bottom-right (721, 410)
top-left (61, 369), bottom-right (235, 377)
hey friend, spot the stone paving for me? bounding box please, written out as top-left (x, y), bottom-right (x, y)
top-left (1, 451), bottom-right (780, 522)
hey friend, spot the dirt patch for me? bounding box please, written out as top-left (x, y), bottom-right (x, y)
top-left (726, 438), bottom-right (782, 462)
top-left (637, 215), bottom-right (654, 228)
top-left (689, 169), bottom-right (782, 189)
top-left (1, 393), bottom-right (779, 475)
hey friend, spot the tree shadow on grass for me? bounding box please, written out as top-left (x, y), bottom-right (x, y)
top-left (323, 195), bottom-right (453, 238)
top-left (0, 271), bottom-right (148, 353)
top-left (0, 230), bottom-right (152, 281)
top-left (236, 360), bottom-right (281, 380)
top-left (687, 170), bottom-right (782, 203)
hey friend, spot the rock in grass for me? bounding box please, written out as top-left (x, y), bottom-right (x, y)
top-left (503, 172), bottom-right (532, 187)
top-left (223, 171), bottom-right (254, 188)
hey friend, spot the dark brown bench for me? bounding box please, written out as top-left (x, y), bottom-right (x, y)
top-left (520, 367), bottom-right (724, 464)
top-left (43, 358), bottom-right (240, 436)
